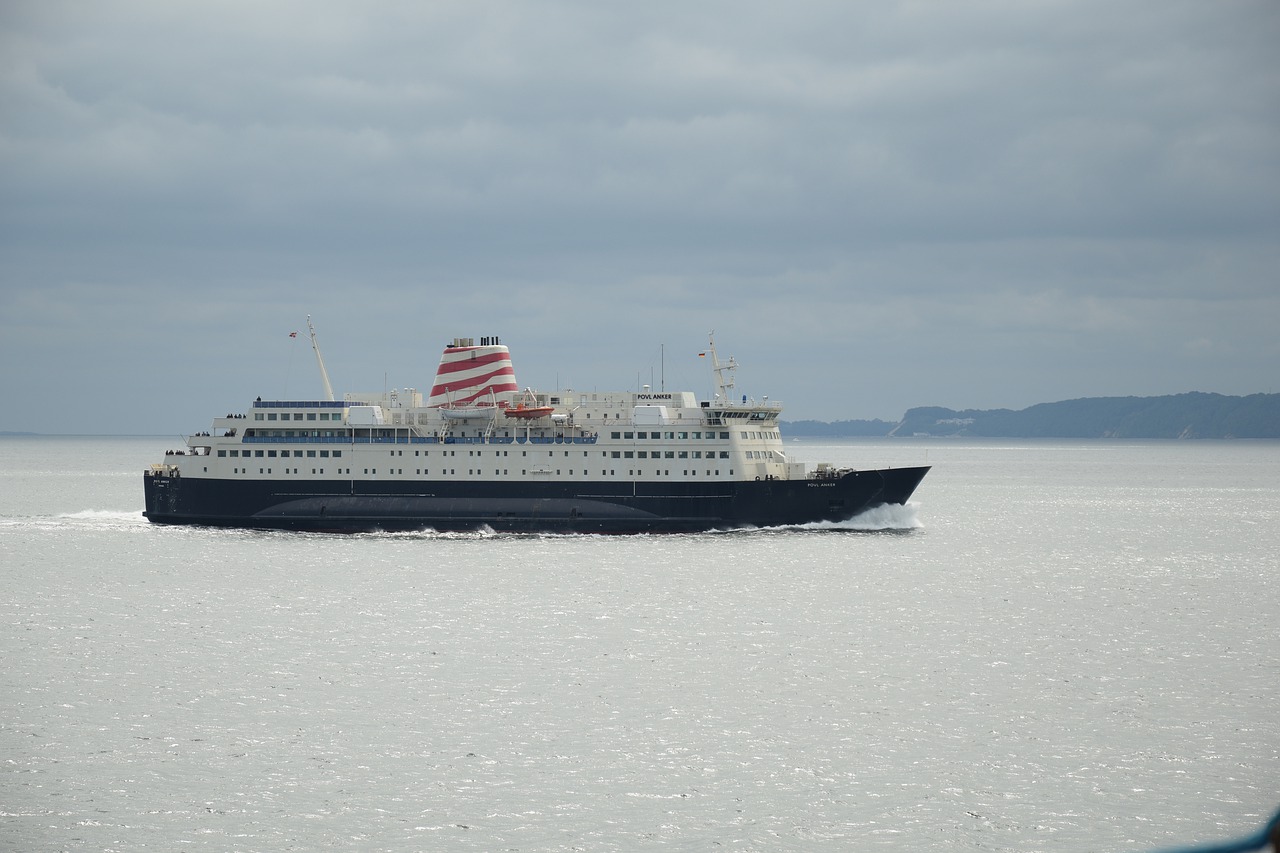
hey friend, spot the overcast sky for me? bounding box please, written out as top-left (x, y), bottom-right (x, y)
top-left (2, 1), bottom-right (1277, 435)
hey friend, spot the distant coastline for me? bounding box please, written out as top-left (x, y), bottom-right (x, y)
top-left (784, 392), bottom-right (1280, 439)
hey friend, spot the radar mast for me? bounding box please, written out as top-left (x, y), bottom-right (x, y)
top-left (706, 331), bottom-right (737, 404)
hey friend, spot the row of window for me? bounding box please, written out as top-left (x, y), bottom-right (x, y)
top-left (613, 430), bottom-right (729, 440)
top-left (233, 468), bottom-right (352, 475)
top-left (226, 467), bottom-right (734, 478)
top-left (220, 447), bottom-right (769, 462)
top-left (255, 412), bottom-right (341, 421)
top-left (383, 448), bottom-right (735, 459)
top-left (607, 430), bottom-right (781, 441)
top-left (240, 417), bottom-right (778, 438)
top-left (609, 450), bottom-right (730, 459)
top-left (220, 449), bottom-right (343, 458)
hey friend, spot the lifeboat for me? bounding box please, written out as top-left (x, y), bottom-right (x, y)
top-left (503, 402), bottom-right (555, 419)
top-left (440, 405), bottom-right (497, 421)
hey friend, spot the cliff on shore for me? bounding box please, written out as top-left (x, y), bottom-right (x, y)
top-left (783, 392), bottom-right (1280, 439)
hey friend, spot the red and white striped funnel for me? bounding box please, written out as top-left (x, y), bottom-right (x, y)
top-left (428, 336), bottom-right (518, 407)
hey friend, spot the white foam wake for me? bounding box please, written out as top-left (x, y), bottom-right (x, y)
top-left (789, 502), bottom-right (923, 532)
top-left (59, 509), bottom-right (147, 523)
top-left (0, 509), bottom-right (149, 533)
top-left (844, 502), bottom-right (923, 530)
top-left (706, 502), bottom-right (923, 535)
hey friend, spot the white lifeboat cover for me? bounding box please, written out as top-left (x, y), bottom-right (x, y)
top-left (633, 405), bottom-right (669, 425)
top-left (347, 405), bottom-right (385, 425)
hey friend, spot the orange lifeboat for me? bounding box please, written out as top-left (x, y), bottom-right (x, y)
top-left (503, 402), bottom-right (555, 419)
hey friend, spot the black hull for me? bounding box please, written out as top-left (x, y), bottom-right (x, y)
top-left (143, 467), bottom-right (929, 534)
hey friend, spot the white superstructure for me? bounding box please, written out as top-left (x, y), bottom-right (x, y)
top-left (155, 335), bottom-right (807, 486)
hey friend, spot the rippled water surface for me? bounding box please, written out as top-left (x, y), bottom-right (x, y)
top-left (2, 436), bottom-right (1278, 851)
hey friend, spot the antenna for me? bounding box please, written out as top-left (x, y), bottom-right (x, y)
top-left (706, 331), bottom-right (737, 404)
top-left (307, 315), bottom-right (335, 402)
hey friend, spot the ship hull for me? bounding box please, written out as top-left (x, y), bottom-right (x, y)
top-left (143, 466), bottom-right (929, 534)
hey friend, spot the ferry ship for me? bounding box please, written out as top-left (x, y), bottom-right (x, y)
top-left (143, 326), bottom-right (929, 533)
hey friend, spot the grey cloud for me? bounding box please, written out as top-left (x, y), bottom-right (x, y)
top-left (1, 0), bottom-right (1277, 432)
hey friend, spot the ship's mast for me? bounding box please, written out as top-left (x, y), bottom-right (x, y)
top-left (307, 315), bottom-right (335, 402)
top-left (706, 331), bottom-right (737, 404)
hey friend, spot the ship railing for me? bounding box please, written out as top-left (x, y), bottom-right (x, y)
top-left (251, 400), bottom-right (355, 409)
top-left (243, 435), bottom-right (360, 444)
top-left (444, 435), bottom-right (598, 445)
top-left (238, 433), bottom-right (598, 446)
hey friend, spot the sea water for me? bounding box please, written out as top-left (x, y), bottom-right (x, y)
top-left (1, 436), bottom-right (1277, 852)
